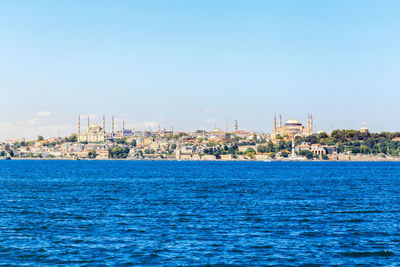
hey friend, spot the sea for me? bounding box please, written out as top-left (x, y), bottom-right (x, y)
top-left (0, 160), bottom-right (399, 265)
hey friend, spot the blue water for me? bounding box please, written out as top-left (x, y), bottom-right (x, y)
top-left (0, 161), bottom-right (400, 265)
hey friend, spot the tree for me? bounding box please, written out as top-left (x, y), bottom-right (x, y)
top-left (0, 151), bottom-right (5, 157)
top-left (65, 134), bottom-right (77, 143)
top-left (116, 137), bottom-right (127, 145)
top-left (281, 151), bottom-right (289, 158)
top-left (245, 148), bottom-right (256, 154)
top-left (209, 141), bottom-right (217, 147)
top-left (246, 151), bottom-right (255, 159)
top-left (266, 141), bottom-right (275, 153)
top-left (277, 140), bottom-right (286, 150)
top-left (38, 136), bottom-right (44, 141)
top-left (130, 139), bottom-right (137, 147)
top-left (144, 149), bottom-right (155, 154)
top-left (299, 150), bottom-right (314, 160)
top-left (88, 150), bottom-right (97, 159)
top-left (318, 132), bottom-right (329, 139)
top-left (109, 146), bottom-right (130, 159)
top-left (257, 145), bottom-right (267, 153)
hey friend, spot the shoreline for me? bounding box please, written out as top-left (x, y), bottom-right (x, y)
top-left (2, 157), bottom-right (400, 162)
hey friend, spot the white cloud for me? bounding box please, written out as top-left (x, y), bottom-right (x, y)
top-left (0, 122), bottom-right (11, 127)
top-left (37, 111), bottom-right (52, 116)
top-left (360, 121), bottom-right (371, 126)
top-left (27, 118), bottom-right (40, 124)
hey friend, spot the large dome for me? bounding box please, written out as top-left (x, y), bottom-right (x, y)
top-left (89, 123), bottom-right (100, 130)
top-left (285, 118), bottom-right (301, 126)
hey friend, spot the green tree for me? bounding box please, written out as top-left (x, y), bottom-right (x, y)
top-left (318, 132), bottom-right (329, 139)
top-left (88, 150), bottom-right (97, 159)
top-left (257, 145), bottom-right (267, 153)
top-left (144, 149), bottom-right (155, 154)
top-left (65, 134), bottom-right (77, 143)
top-left (116, 137), bottom-right (127, 145)
top-left (266, 141), bottom-right (275, 153)
top-left (245, 148), bottom-right (256, 154)
top-left (130, 139), bottom-right (137, 147)
top-left (38, 136), bottom-right (44, 141)
top-left (299, 150), bottom-right (314, 160)
top-left (109, 146), bottom-right (130, 159)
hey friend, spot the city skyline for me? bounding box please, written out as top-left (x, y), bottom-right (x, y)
top-left (0, 111), bottom-right (373, 141)
top-left (1, 1), bottom-right (400, 139)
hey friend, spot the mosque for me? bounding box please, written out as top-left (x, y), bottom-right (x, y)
top-left (77, 115), bottom-right (126, 143)
top-left (273, 114), bottom-right (313, 138)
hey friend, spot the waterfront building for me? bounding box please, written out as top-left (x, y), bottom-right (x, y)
top-left (220, 154), bottom-right (233, 160)
top-left (202, 155), bottom-right (216, 160)
top-left (255, 153), bottom-right (270, 160)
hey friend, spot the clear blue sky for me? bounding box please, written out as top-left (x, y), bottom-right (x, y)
top-left (0, 0), bottom-right (399, 139)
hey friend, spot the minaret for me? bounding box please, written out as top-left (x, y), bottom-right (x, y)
top-left (102, 115), bottom-right (105, 134)
top-left (274, 115), bottom-right (277, 134)
top-left (226, 124), bottom-right (228, 132)
top-left (234, 120), bottom-right (238, 131)
top-left (112, 116), bottom-right (114, 138)
top-left (310, 114), bottom-right (313, 134)
top-left (78, 115), bottom-right (81, 142)
top-left (279, 114), bottom-right (282, 128)
top-left (122, 121), bottom-right (125, 137)
top-left (87, 116), bottom-right (90, 131)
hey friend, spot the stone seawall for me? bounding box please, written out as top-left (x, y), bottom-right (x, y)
top-left (330, 154), bottom-right (400, 161)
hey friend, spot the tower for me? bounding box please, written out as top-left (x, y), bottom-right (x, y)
top-left (112, 116), bottom-right (114, 138)
top-left (87, 116), bottom-right (90, 131)
top-left (234, 120), bottom-right (238, 131)
top-left (78, 115), bottom-right (81, 142)
top-left (122, 121), bottom-right (125, 137)
top-left (274, 115), bottom-right (277, 134)
top-left (310, 114), bottom-right (313, 134)
top-left (103, 115), bottom-right (105, 134)
top-left (279, 114), bottom-right (282, 128)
